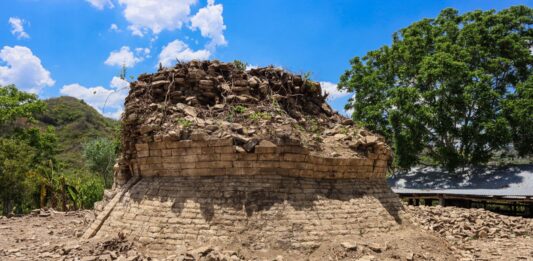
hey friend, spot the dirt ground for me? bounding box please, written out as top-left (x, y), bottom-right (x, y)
top-left (0, 207), bottom-right (531, 261)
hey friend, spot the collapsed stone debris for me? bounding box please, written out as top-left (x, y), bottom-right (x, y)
top-left (116, 60), bottom-right (391, 185)
top-left (409, 205), bottom-right (533, 241)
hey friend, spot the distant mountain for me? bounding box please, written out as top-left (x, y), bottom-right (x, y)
top-left (36, 96), bottom-right (119, 169)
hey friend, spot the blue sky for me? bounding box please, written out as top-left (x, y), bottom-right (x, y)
top-left (1, 0), bottom-right (531, 118)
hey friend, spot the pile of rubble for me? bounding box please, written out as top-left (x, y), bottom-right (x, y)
top-left (120, 60), bottom-right (390, 164)
top-left (56, 235), bottom-right (250, 261)
top-left (408, 205), bottom-right (533, 241)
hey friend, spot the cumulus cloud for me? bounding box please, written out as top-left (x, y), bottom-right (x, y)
top-left (104, 46), bottom-right (143, 67)
top-left (158, 40), bottom-right (210, 67)
top-left (118, 0), bottom-right (197, 36)
top-left (320, 81), bottom-right (350, 101)
top-left (0, 46), bottom-right (54, 93)
top-left (110, 76), bottom-right (130, 89)
top-left (135, 47), bottom-right (151, 58)
top-left (60, 76), bottom-right (130, 119)
top-left (86, 0), bottom-right (114, 9)
top-left (8, 17), bottom-right (29, 39)
top-left (190, 0), bottom-right (227, 49)
top-left (109, 23), bottom-right (120, 32)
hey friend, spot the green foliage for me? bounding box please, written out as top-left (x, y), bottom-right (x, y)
top-left (64, 170), bottom-right (104, 209)
top-left (232, 105), bottom-right (247, 114)
top-left (504, 75), bottom-right (533, 156)
top-left (0, 138), bottom-right (36, 215)
top-left (119, 64), bottom-right (127, 80)
top-left (176, 118), bottom-right (192, 128)
top-left (303, 72), bottom-right (312, 82)
top-left (249, 111), bottom-right (272, 122)
top-left (83, 137), bottom-right (117, 188)
top-left (302, 71), bottom-right (317, 90)
top-left (0, 85), bottom-right (45, 125)
top-left (36, 96), bottom-right (118, 169)
top-left (339, 6), bottom-right (533, 171)
top-left (0, 86), bottom-right (110, 215)
top-left (306, 118), bottom-right (321, 134)
top-left (233, 60), bottom-right (248, 71)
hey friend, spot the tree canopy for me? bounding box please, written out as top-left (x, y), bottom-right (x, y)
top-left (339, 6), bottom-right (533, 171)
top-left (0, 85), bottom-right (45, 125)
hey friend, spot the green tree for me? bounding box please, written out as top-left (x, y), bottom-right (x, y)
top-left (0, 85), bottom-right (45, 126)
top-left (83, 137), bottom-right (117, 188)
top-left (0, 138), bottom-right (35, 215)
top-left (504, 75), bottom-right (533, 156)
top-left (339, 6), bottom-right (533, 171)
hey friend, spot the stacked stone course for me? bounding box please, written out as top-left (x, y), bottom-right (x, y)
top-left (131, 139), bottom-right (389, 179)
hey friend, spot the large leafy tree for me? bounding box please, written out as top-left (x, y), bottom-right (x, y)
top-left (339, 6), bottom-right (533, 171)
top-left (0, 85), bottom-right (45, 214)
top-left (0, 138), bottom-right (35, 215)
top-left (0, 85), bottom-right (45, 126)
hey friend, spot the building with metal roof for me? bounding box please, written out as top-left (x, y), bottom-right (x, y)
top-left (388, 164), bottom-right (533, 217)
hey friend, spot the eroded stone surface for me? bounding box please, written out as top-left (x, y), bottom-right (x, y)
top-left (96, 176), bottom-right (404, 257)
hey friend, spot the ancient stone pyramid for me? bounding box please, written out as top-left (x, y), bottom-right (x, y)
top-left (84, 60), bottom-right (405, 257)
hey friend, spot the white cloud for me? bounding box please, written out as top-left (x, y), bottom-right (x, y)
top-left (110, 76), bottom-right (130, 89)
top-left (86, 0), bottom-right (114, 10)
top-left (135, 47), bottom-right (151, 58)
top-left (109, 23), bottom-right (120, 32)
top-left (8, 17), bottom-right (29, 39)
top-left (60, 77), bottom-right (130, 119)
top-left (245, 64), bottom-right (258, 71)
top-left (0, 46), bottom-right (54, 93)
top-left (190, 0), bottom-right (227, 49)
top-left (320, 81), bottom-right (350, 101)
top-left (104, 46), bottom-right (142, 67)
top-left (158, 40), bottom-right (210, 67)
top-left (118, 0), bottom-right (197, 36)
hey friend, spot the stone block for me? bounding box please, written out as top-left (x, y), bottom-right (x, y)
top-left (255, 140), bottom-right (277, 154)
top-left (135, 143), bottom-right (149, 151)
top-left (150, 150), bottom-right (162, 157)
top-left (283, 153), bottom-right (306, 162)
top-left (137, 150), bottom-right (149, 158)
top-left (208, 138), bottom-right (233, 147)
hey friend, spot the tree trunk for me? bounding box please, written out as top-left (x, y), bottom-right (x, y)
top-left (2, 199), bottom-right (13, 216)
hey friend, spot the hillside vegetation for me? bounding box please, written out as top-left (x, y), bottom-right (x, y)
top-left (1, 86), bottom-right (119, 215)
top-left (36, 96), bottom-right (118, 169)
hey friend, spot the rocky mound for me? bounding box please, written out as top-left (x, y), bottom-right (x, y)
top-left (120, 60), bottom-right (391, 164)
top-left (408, 205), bottom-right (533, 241)
top-left (86, 60), bottom-right (401, 259)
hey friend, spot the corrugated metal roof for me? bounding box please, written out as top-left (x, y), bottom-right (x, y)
top-left (388, 165), bottom-right (533, 197)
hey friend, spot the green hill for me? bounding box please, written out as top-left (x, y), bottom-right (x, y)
top-left (36, 96), bottom-right (119, 169)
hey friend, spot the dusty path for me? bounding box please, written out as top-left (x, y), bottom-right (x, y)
top-left (0, 206), bottom-right (531, 260)
top-left (0, 210), bottom-right (94, 260)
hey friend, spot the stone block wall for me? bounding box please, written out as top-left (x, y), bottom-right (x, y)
top-left (91, 138), bottom-right (402, 257)
top-left (96, 175), bottom-right (404, 256)
top-left (128, 138), bottom-right (390, 180)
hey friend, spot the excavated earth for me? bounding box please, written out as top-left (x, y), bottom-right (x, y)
top-left (0, 206), bottom-right (531, 260)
